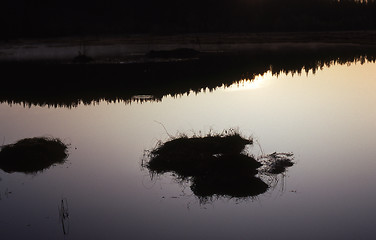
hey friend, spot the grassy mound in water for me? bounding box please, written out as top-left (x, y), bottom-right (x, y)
top-left (147, 132), bottom-right (260, 177)
top-left (144, 130), bottom-right (284, 199)
top-left (0, 137), bottom-right (69, 174)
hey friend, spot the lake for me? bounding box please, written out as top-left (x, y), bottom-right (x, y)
top-left (1, 53), bottom-right (376, 239)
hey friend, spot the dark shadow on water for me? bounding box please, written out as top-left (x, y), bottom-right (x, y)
top-left (0, 137), bottom-right (69, 174)
top-left (1, 45), bottom-right (376, 108)
top-left (142, 129), bottom-right (294, 202)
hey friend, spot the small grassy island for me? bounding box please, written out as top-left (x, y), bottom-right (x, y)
top-left (0, 137), bottom-right (69, 174)
top-left (143, 130), bottom-right (294, 200)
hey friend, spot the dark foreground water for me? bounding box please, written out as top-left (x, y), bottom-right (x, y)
top-left (1, 60), bottom-right (376, 239)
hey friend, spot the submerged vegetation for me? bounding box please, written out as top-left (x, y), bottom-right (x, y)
top-left (143, 129), bottom-right (294, 201)
top-left (0, 137), bottom-right (69, 174)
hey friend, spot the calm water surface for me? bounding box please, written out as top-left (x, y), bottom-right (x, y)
top-left (1, 62), bottom-right (376, 239)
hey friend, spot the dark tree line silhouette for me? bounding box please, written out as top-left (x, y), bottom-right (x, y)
top-left (1, 0), bottom-right (376, 38)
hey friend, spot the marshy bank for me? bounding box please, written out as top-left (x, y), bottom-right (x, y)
top-left (143, 130), bottom-right (294, 201)
top-left (0, 137), bottom-right (69, 174)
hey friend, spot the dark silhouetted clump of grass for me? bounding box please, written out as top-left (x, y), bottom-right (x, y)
top-left (143, 129), bottom-right (295, 201)
top-left (144, 130), bottom-right (268, 199)
top-left (147, 131), bottom-right (256, 177)
top-left (0, 137), bottom-right (69, 174)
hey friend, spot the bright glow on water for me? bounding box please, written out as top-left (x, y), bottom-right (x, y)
top-left (1, 62), bottom-right (376, 239)
top-left (226, 71), bottom-right (273, 91)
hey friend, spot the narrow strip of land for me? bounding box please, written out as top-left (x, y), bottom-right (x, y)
top-left (1, 31), bottom-right (375, 62)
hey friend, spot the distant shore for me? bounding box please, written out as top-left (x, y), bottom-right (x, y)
top-left (1, 31), bottom-right (376, 62)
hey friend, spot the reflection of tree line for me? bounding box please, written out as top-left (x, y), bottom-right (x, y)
top-left (1, 46), bottom-right (376, 108)
top-left (2, 0), bottom-right (376, 38)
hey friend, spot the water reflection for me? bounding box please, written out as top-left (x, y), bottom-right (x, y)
top-left (0, 59), bottom-right (375, 239)
top-left (227, 71), bottom-right (272, 91)
top-left (1, 46), bottom-right (376, 108)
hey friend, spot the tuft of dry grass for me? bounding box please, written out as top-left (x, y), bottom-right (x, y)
top-left (144, 129), bottom-right (267, 199)
top-left (145, 130), bottom-right (256, 176)
top-left (143, 129), bottom-right (295, 200)
top-left (258, 152), bottom-right (294, 174)
top-left (0, 137), bottom-right (69, 174)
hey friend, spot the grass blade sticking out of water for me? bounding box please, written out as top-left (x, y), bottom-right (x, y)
top-left (58, 198), bottom-right (70, 236)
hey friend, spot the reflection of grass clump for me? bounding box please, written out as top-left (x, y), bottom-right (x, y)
top-left (144, 129), bottom-right (292, 200)
top-left (0, 137), bottom-right (69, 174)
top-left (191, 175), bottom-right (268, 199)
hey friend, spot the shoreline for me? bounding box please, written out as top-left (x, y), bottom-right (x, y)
top-left (1, 31), bottom-right (376, 62)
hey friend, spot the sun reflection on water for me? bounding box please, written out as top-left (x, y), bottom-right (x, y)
top-left (226, 71), bottom-right (273, 91)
